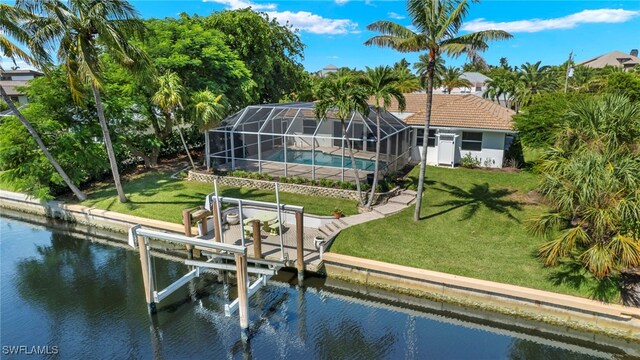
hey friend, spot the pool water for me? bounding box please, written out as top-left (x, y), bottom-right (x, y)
top-left (267, 149), bottom-right (380, 171)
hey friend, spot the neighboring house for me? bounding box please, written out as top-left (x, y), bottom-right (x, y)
top-left (319, 64), bottom-right (338, 77)
top-left (0, 69), bottom-right (43, 105)
top-left (577, 49), bottom-right (640, 71)
top-left (378, 93), bottom-right (515, 168)
top-left (435, 72), bottom-right (491, 95)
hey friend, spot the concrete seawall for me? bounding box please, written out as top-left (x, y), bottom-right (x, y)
top-left (323, 252), bottom-right (640, 342)
top-left (0, 190), bottom-right (193, 235)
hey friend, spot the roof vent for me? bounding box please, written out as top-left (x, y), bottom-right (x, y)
top-left (631, 49), bottom-right (639, 57)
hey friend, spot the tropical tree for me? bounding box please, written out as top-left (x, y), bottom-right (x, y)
top-left (151, 72), bottom-right (197, 170)
top-left (529, 94), bottom-right (640, 304)
top-left (365, 0), bottom-right (512, 221)
top-left (440, 66), bottom-right (472, 93)
top-left (515, 61), bottom-right (557, 106)
top-left (21, 0), bottom-right (150, 203)
top-left (414, 54), bottom-right (445, 90)
top-left (360, 66), bottom-right (406, 208)
top-left (189, 89), bottom-right (227, 167)
top-left (0, 3), bottom-right (87, 200)
top-left (315, 73), bottom-right (370, 207)
top-left (483, 69), bottom-right (518, 110)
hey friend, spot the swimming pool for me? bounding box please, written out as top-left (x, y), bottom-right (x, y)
top-left (267, 149), bottom-right (380, 171)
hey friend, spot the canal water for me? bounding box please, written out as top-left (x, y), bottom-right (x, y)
top-left (1, 214), bottom-right (637, 359)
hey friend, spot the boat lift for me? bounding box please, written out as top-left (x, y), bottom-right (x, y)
top-left (129, 226), bottom-right (282, 333)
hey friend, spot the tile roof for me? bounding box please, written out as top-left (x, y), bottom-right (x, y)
top-left (577, 50), bottom-right (640, 69)
top-left (0, 80), bottom-right (29, 96)
top-left (370, 93), bottom-right (515, 131)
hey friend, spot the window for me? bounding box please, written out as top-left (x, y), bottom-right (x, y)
top-left (475, 85), bottom-right (482, 92)
top-left (302, 119), bottom-right (317, 135)
top-left (416, 129), bottom-right (436, 147)
top-left (461, 132), bottom-right (483, 151)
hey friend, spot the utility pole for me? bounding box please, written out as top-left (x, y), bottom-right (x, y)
top-left (564, 51), bottom-right (574, 94)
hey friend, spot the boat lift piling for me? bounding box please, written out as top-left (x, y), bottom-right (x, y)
top-left (130, 227), bottom-right (258, 332)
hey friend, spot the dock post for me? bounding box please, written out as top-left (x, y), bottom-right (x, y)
top-left (252, 220), bottom-right (262, 259)
top-left (182, 209), bottom-right (194, 259)
top-left (235, 253), bottom-right (249, 333)
top-left (137, 236), bottom-right (156, 314)
top-left (295, 212), bottom-right (305, 281)
top-left (212, 199), bottom-right (221, 242)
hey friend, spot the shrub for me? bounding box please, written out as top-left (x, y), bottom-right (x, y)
top-left (460, 153), bottom-right (481, 168)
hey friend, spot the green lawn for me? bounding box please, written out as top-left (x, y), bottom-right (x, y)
top-left (78, 171), bottom-right (358, 224)
top-left (331, 165), bottom-right (603, 299)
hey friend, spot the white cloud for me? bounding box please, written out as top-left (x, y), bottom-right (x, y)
top-left (335, 0), bottom-right (349, 4)
top-left (267, 10), bottom-right (358, 34)
top-left (205, 0), bottom-right (358, 35)
top-left (203, 0), bottom-right (276, 10)
top-left (462, 8), bottom-right (640, 33)
top-left (388, 12), bottom-right (405, 20)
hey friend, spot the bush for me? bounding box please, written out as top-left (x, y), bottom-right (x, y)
top-left (460, 153), bottom-right (481, 168)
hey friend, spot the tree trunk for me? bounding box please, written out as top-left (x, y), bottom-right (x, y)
top-left (177, 107), bottom-right (196, 171)
top-left (341, 120), bottom-right (363, 206)
top-left (0, 84), bottom-right (87, 201)
top-left (366, 104), bottom-right (382, 208)
top-left (413, 52), bottom-right (436, 222)
top-left (177, 123), bottom-right (196, 170)
top-left (91, 83), bottom-right (128, 203)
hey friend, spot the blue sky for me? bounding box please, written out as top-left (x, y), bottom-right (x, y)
top-left (4, 1), bottom-right (640, 72)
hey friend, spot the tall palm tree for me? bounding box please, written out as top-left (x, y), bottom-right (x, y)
top-left (151, 72), bottom-right (196, 170)
top-left (440, 66), bottom-right (472, 93)
top-left (22, 0), bottom-right (150, 203)
top-left (189, 89), bottom-right (227, 168)
top-left (365, 0), bottom-right (512, 221)
top-left (0, 3), bottom-right (87, 200)
top-left (360, 66), bottom-right (406, 208)
top-left (315, 73), bottom-right (370, 207)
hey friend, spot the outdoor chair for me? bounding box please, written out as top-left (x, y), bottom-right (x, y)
top-left (243, 224), bottom-right (253, 239)
top-left (269, 220), bottom-right (286, 236)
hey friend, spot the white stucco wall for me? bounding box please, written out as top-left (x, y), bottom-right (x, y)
top-left (411, 127), bottom-right (508, 168)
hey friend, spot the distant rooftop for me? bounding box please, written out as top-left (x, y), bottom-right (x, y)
top-left (577, 50), bottom-right (640, 69)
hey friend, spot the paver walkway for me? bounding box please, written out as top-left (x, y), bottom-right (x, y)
top-left (317, 189), bottom-right (417, 243)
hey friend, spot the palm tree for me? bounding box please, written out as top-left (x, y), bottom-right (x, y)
top-left (440, 66), bottom-right (472, 93)
top-left (360, 66), bottom-right (406, 208)
top-left (515, 61), bottom-right (556, 106)
top-left (22, 0), bottom-right (150, 203)
top-left (414, 54), bottom-right (445, 90)
top-left (315, 73), bottom-right (370, 207)
top-left (365, 0), bottom-right (512, 221)
top-left (189, 89), bottom-right (227, 168)
top-left (483, 70), bottom-right (518, 110)
top-left (151, 72), bottom-right (196, 170)
top-left (529, 94), bottom-right (640, 304)
top-left (0, 3), bottom-right (87, 200)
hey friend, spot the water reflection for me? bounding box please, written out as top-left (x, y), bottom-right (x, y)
top-left (1, 215), bottom-right (637, 359)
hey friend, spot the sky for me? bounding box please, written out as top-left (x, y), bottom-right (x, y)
top-left (3, 0), bottom-right (640, 72)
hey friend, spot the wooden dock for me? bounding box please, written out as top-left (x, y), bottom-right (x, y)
top-left (196, 221), bottom-right (324, 272)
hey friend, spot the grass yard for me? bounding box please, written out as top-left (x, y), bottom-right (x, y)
top-left (331, 165), bottom-right (604, 300)
top-left (78, 171), bottom-right (358, 224)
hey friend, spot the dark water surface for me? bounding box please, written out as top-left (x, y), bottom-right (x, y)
top-left (1, 214), bottom-right (637, 359)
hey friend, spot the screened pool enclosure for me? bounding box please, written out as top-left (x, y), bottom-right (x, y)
top-left (206, 102), bottom-right (411, 182)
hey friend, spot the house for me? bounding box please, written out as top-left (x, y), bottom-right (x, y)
top-left (577, 49), bottom-right (640, 71)
top-left (377, 93), bottom-right (516, 168)
top-left (319, 64), bottom-right (338, 77)
top-left (436, 72), bottom-right (491, 95)
top-left (0, 69), bottom-right (43, 105)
